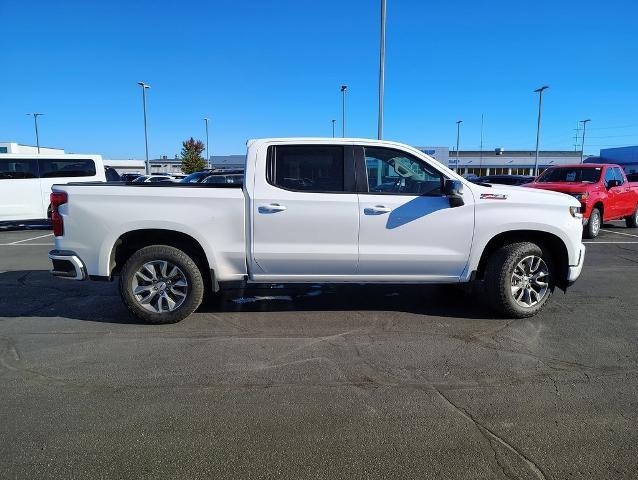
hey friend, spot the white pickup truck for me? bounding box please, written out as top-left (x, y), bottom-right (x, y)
top-left (48, 138), bottom-right (586, 323)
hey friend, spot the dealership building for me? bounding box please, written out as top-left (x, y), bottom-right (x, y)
top-left (586, 146), bottom-right (638, 174)
top-left (417, 146), bottom-right (584, 176)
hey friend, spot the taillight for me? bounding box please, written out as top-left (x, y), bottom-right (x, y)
top-left (50, 191), bottom-right (68, 236)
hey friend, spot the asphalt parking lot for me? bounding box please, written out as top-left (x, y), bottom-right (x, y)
top-left (1, 226), bottom-right (637, 479)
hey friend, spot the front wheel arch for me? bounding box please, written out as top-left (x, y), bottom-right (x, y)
top-left (474, 230), bottom-right (569, 291)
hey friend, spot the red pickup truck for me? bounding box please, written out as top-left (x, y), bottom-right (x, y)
top-left (524, 163), bottom-right (638, 238)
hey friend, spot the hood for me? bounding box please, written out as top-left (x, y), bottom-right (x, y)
top-left (477, 183), bottom-right (580, 207)
top-left (524, 182), bottom-right (596, 194)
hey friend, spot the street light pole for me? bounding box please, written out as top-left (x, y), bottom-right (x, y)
top-left (377, 0), bottom-right (386, 140)
top-left (580, 119), bottom-right (591, 163)
top-left (533, 85), bottom-right (549, 177)
top-left (332, 119), bottom-right (336, 138)
top-left (341, 85), bottom-right (347, 137)
top-left (455, 120), bottom-right (462, 172)
top-left (27, 113), bottom-right (44, 153)
top-left (204, 117), bottom-right (210, 168)
top-left (137, 81), bottom-right (151, 175)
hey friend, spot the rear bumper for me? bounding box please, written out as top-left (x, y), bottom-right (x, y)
top-left (567, 244), bottom-right (586, 285)
top-left (48, 250), bottom-right (87, 280)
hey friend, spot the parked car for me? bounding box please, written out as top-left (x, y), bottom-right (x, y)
top-left (48, 138), bottom-right (585, 323)
top-left (131, 175), bottom-right (176, 183)
top-left (120, 173), bottom-right (143, 182)
top-left (0, 154), bottom-right (106, 222)
top-left (181, 169), bottom-right (245, 184)
top-left (474, 174), bottom-right (535, 186)
top-left (524, 164), bottom-right (638, 238)
top-left (626, 172), bottom-right (638, 182)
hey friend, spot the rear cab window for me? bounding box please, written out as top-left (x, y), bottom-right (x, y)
top-left (39, 158), bottom-right (96, 178)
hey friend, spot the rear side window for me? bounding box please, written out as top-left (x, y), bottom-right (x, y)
top-left (269, 145), bottom-right (345, 192)
top-left (0, 158), bottom-right (38, 179)
top-left (39, 158), bottom-right (96, 178)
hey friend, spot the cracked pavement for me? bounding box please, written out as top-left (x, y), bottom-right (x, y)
top-left (0, 229), bottom-right (637, 479)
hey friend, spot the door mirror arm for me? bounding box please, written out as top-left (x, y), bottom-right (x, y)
top-left (444, 179), bottom-right (464, 207)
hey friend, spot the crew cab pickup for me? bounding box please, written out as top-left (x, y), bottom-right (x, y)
top-left (48, 138), bottom-right (586, 323)
top-left (524, 164), bottom-right (638, 238)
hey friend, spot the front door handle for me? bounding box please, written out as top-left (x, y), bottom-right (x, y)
top-left (364, 205), bottom-right (392, 215)
top-left (258, 203), bottom-right (287, 214)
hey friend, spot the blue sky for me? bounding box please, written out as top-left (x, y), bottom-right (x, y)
top-left (1, 0), bottom-right (636, 158)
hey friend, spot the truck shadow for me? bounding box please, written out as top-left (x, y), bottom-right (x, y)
top-left (0, 270), bottom-right (500, 324)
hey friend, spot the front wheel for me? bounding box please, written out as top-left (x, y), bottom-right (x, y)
top-left (626, 205), bottom-right (638, 228)
top-left (483, 242), bottom-right (554, 318)
top-left (119, 245), bottom-right (204, 324)
top-left (583, 207), bottom-right (601, 239)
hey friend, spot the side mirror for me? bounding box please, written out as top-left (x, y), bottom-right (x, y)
top-left (444, 179), bottom-right (464, 207)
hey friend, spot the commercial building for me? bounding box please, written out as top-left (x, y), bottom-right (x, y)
top-left (587, 146), bottom-right (638, 174)
top-left (104, 155), bottom-right (246, 175)
top-left (417, 146), bottom-right (583, 176)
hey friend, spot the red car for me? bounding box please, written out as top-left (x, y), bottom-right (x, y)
top-left (524, 163), bottom-right (638, 238)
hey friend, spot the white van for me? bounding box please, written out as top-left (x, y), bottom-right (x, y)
top-left (0, 154), bottom-right (106, 222)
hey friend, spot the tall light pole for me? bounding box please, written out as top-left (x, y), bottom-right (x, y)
top-left (331, 119), bottom-right (336, 138)
top-left (204, 117), bottom-right (210, 168)
top-left (378, 0), bottom-right (386, 140)
top-left (533, 85), bottom-right (549, 176)
top-left (26, 113), bottom-right (44, 153)
top-left (580, 119), bottom-right (591, 163)
top-left (137, 81), bottom-right (151, 175)
top-left (341, 85), bottom-right (347, 137)
top-left (455, 120), bottom-right (462, 172)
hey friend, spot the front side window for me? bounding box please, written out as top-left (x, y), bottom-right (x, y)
top-left (613, 167), bottom-right (625, 185)
top-left (364, 147), bottom-right (443, 195)
top-left (38, 159), bottom-right (96, 178)
top-left (270, 145), bottom-right (344, 192)
top-left (604, 167), bottom-right (616, 187)
top-left (0, 158), bottom-right (38, 179)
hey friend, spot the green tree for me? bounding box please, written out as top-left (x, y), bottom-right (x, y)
top-left (180, 137), bottom-right (207, 174)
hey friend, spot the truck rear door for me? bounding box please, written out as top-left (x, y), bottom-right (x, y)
top-left (250, 144), bottom-right (359, 278)
top-left (613, 166), bottom-right (635, 217)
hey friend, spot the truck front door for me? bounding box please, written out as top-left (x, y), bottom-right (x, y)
top-left (355, 146), bottom-right (474, 280)
top-left (250, 144), bottom-right (359, 279)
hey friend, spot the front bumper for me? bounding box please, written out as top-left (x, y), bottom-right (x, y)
top-left (48, 250), bottom-right (87, 280)
top-left (567, 244), bottom-right (586, 285)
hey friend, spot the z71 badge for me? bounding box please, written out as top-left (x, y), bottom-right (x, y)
top-left (480, 193), bottom-right (508, 200)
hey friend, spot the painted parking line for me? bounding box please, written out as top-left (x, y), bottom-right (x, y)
top-left (584, 241), bottom-right (638, 244)
top-left (0, 243), bottom-right (54, 246)
top-left (600, 229), bottom-right (638, 238)
top-left (7, 233), bottom-right (54, 245)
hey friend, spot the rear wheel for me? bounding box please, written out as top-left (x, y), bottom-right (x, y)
top-left (483, 242), bottom-right (554, 318)
top-left (119, 245), bottom-right (204, 324)
top-left (626, 205), bottom-right (638, 228)
top-left (583, 207), bottom-right (601, 239)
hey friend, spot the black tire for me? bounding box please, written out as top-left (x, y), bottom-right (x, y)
top-left (583, 207), bottom-right (602, 239)
top-left (626, 205), bottom-right (638, 228)
top-left (483, 242), bottom-right (555, 318)
top-left (119, 245), bottom-right (204, 324)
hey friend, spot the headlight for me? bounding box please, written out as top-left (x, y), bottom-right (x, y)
top-left (569, 206), bottom-right (583, 218)
top-left (572, 192), bottom-right (589, 202)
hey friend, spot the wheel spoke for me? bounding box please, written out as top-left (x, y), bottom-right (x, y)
top-left (134, 285), bottom-right (154, 295)
top-left (131, 260), bottom-right (189, 314)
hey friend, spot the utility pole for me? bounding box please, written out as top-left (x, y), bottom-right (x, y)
top-left (574, 122), bottom-right (580, 151)
top-left (341, 85), bottom-right (347, 137)
top-left (533, 86), bottom-right (549, 177)
top-left (377, 0), bottom-right (386, 140)
top-left (479, 113), bottom-right (484, 171)
top-left (27, 113), bottom-right (44, 153)
top-left (137, 82), bottom-right (151, 175)
top-left (204, 117), bottom-right (210, 169)
top-left (455, 120), bottom-right (462, 172)
top-left (580, 119), bottom-right (591, 163)
top-left (331, 119), bottom-right (336, 138)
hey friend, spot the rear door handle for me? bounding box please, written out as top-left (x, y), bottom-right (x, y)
top-left (258, 203), bottom-right (287, 213)
top-left (364, 205), bottom-right (392, 215)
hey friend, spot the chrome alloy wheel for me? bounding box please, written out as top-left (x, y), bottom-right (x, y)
top-left (510, 255), bottom-right (549, 308)
top-left (590, 210), bottom-right (601, 237)
top-left (131, 260), bottom-right (188, 313)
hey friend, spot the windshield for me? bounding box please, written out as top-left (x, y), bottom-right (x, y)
top-left (181, 171), bottom-right (210, 183)
top-left (537, 167), bottom-right (602, 183)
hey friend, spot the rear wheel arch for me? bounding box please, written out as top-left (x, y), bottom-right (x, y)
top-left (109, 229), bottom-right (217, 291)
top-left (474, 230), bottom-right (569, 290)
